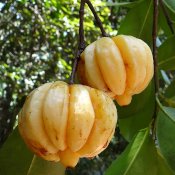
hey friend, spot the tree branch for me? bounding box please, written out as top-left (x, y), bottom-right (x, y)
top-left (85, 0), bottom-right (108, 37)
top-left (69, 0), bottom-right (108, 84)
top-left (69, 0), bottom-right (86, 84)
top-left (152, 0), bottom-right (159, 93)
top-left (152, 0), bottom-right (159, 137)
top-left (160, 0), bottom-right (175, 34)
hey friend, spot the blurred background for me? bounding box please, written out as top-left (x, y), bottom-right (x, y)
top-left (0, 0), bottom-right (130, 174)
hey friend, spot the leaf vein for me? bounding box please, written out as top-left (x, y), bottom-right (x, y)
top-left (158, 56), bottom-right (175, 66)
top-left (138, 0), bottom-right (152, 37)
top-left (123, 129), bottom-right (148, 175)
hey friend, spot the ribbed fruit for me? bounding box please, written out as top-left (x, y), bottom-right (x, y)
top-left (77, 35), bottom-right (154, 106)
top-left (18, 81), bottom-right (117, 167)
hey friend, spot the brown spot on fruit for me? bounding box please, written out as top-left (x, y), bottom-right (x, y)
top-left (39, 148), bottom-right (48, 155)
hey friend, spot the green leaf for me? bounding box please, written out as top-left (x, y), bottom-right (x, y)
top-left (157, 152), bottom-right (175, 175)
top-left (158, 36), bottom-right (175, 70)
top-left (27, 156), bottom-right (65, 175)
top-left (118, 0), bottom-right (153, 45)
top-left (118, 101), bottom-right (154, 142)
top-left (105, 128), bottom-right (157, 175)
top-left (117, 81), bottom-right (155, 119)
top-left (0, 128), bottom-right (66, 175)
top-left (163, 0), bottom-right (175, 13)
top-left (0, 128), bottom-right (33, 175)
top-left (159, 2), bottom-right (175, 36)
top-left (118, 82), bottom-right (154, 141)
top-left (156, 106), bottom-right (175, 171)
top-left (158, 6), bottom-right (173, 36)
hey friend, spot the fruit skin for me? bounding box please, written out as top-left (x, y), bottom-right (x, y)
top-left (18, 81), bottom-right (117, 167)
top-left (77, 35), bottom-right (154, 106)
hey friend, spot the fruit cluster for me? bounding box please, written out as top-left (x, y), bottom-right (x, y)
top-left (18, 35), bottom-right (153, 167)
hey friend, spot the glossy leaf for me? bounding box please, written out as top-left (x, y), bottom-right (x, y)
top-left (105, 128), bottom-right (157, 175)
top-left (118, 0), bottom-right (153, 45)
top-left (156, 106), bottom-right (175, 171)
top-left (158, 36), bottom-right (175, 70)
top-left (0, 128), bottom-right (33, 175)
top-left (27, 156), bottom-right (65, 175)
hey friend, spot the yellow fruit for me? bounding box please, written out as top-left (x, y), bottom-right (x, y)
top-left (18, 81), bottom-right (117, 167)
top-left (77, 35), bottom-right (154, 106)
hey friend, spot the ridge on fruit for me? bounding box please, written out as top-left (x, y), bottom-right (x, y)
top-left (18, 81), bottom-right (117, 167)
top-left (78, 35), bottom-right (154, 106)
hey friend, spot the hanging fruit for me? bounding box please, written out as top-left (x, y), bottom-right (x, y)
top-left (77, 35), bottom-right (154, 106)
top-left (18, 81), bottom-right (117, 167)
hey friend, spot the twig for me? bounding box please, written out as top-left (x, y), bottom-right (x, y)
top-left (160, 0), bottom-right (175, 34)
top-left (69, 0), bottom-right (86, 84)
top-left (85, 0), bottom-right (108, 37)
top-left (151, 0), bottom-right (159, 137)
top-left (152, 0), bottom-right (159, 94)
top-left (69, 0), bottom-right (108, 84)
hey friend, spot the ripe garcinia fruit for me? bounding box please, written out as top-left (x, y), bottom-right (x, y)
top-left (77, 35), bottom-right (154, 106)
top-left (18, 81), bottom-right (117, 167)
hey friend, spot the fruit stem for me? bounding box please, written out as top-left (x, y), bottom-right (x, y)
top-left (85, 0), bottom-right (108, 37)
top-left (152, 0), bottom-right (159, 94)
top-left (151, 0), bottom-right (159, 139)
top-left (69, 0), bottom-right (86, 84)
top-left (69, 0), bottom-right (108, 84)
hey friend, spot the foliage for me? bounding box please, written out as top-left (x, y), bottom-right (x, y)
top-left (0, 0), bottom-right (175, 175)
top-left (0, 128), bottom-right (65, 175)
top-left (105, 128), bottom-right (158, 175)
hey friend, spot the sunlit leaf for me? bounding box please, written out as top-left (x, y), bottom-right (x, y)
top-left (118, 0), bottom-right (153, 45)
top-left (105, 128), bottom-right (157, 175)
